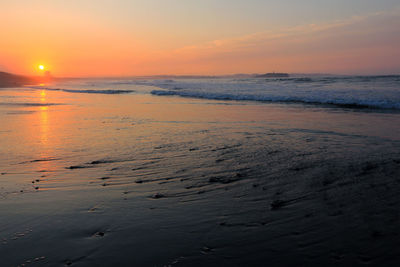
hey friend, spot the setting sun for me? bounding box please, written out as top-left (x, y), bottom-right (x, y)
top-left (38, 65), bottom-right (45, 70)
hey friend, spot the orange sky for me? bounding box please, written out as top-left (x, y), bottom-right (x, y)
top-left (0, 1), bottom-right (399, 77)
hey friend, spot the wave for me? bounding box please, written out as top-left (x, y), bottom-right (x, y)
top-left (0, 102), bottom-right (63, 106)
top-left (121, 76), bottom-right (399, 110)
top-left (91, 75), bottom-right (400, 86)
top-left (25, 76), bottom-right (400, 110)
top-left (263, 77), bottom-right (314, 83)
top-left (29, 86), bottom-right (135, 94)
top-left (62, 89), bottom-right (135, 94)
top-left (151, 90), bottom-right (400, 110)
top-left (261, 75), bottom-right (400, 84)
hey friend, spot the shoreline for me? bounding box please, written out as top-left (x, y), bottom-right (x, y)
top-left (1, 83), bottom-right (400, 266)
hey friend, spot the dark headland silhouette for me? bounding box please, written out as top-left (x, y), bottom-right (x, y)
top-left (0, 71), bottom-right (52, 88)
top-left (0, 71), bottom-right (32, 87)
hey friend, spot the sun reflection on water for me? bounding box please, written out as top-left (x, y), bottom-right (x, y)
top-left (39, 106), bottom-right (49, 144)
top-left (36, 90), bottom-right (52, 175)
top-left (40, 90), bottom-right (46, 102)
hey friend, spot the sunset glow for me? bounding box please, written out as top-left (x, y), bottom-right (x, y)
top-left (0, 1), bottom-right (399, 76)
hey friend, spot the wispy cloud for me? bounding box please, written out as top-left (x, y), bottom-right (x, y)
top-left (151, 10), bottom-right (400, 75)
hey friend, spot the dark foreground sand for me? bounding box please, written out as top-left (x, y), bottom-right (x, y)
top-left (1, 87), bottom-right (400, 266)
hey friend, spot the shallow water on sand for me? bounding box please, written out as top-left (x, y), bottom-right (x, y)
top-left (1, 84), bottom-right (400, 266)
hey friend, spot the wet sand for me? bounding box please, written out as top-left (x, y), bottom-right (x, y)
top-left (1, 87), bottom-right (400, 266)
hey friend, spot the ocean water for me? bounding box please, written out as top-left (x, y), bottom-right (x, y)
top-left (1, 76), bottom-right (400, 266)
top-left (26, 75), bottom-right (400, 109)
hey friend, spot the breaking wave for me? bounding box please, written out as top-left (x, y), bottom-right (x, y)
top-left (145, 76), bottom-right (400, 110)
top-left (151, 90), bottom-right (400, 109)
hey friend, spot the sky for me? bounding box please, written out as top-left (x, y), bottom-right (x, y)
top-left (0, 0), bottom-right (399, 77)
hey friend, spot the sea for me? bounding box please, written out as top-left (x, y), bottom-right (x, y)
top-left (30, 74), bottom-right (400, 109)
top-left (0, 74), bottom-right (400, 266)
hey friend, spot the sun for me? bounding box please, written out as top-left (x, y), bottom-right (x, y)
top-left (38, 65), bottom-right (45, 70)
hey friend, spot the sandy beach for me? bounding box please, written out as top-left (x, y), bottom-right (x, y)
top-left (1, 81), bottom-right (400, 266)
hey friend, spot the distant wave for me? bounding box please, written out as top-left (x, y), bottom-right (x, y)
top-left (62, 89), bottom-right (135, 94)
top-left (95, 75), bottom-right (400, 86)
top-left (263, 77), bottom-right (314, 83)
top-left (0, 102), bottom-right (63, 106)
top-left (261, 75), bottom-right (400, 84)
top-left (29, 86), bottom-right (135, 94)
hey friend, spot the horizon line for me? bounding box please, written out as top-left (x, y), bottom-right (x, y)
top-left (2, 70), bottom-right (400, 79)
